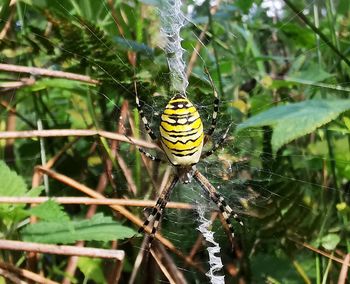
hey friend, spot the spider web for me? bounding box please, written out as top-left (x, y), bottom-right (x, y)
top-left (5, 0), bottom-right (350, 283)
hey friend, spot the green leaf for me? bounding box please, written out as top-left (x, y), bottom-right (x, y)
top-left (343, 116), bottom-right (350, 131)
top-left (289, 63), bottom-right (333, 83)
top-left (0, 162), bottom-right (44, 230)
top-left (29, 78), bottom-right (89, 92)
top-left (236, 100), bottom-right (350, 152)
top-left (113, 36), bottom-right (154, 58)
top-left (21, 213), bottom-right (137, 244)
top-left (26, 186), bottom-right (44, 197)
top-left (320, 234), bottom-right (340, 250)
top-left (234, 0), bottom-right (254, 13)
top-left (28, 200), bottom-right (70, 222)
top-left (78, 257), bottom-right (105, 284)
top-left (0, 160), bottom-right (27, 196)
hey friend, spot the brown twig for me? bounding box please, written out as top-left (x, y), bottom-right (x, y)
top-left (338, 254), bottom-right (350, 284)
top-left (62, 241), bottom-right (84, 284)
top-left (151, 243), bottom-right (187, 284)
top-left (128, 237), bottom-right (149, 284)
top-left (0, 129), bottom-right (159, 150)
top-left (0, 0), bottom-right (15, 40)
top-left (0, 261), bottom-right (59, 284)
top-left (0, 267), bottom-right (26, 284)
top-left (0, 63), bottom-right (99, 84)
top-left (62, 173), bottom-right (110, 284)
top-left (0, 78), bottom-right (36, 89)
top-left (297, 241), bottom-right (350, 267)
top-left (0, 240), bottom-right (124, 260)
top-left (0, 197), bottom-right (194, 209)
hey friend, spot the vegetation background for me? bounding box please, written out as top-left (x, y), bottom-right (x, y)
top-left (0, 0), bottom-right (350, 283)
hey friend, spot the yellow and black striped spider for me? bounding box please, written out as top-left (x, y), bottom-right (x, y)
top-left (136, 72), bottom-right (243, 247)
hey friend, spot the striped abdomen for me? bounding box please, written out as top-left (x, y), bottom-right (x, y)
top-left (160, 93), bottom-right (204, 166)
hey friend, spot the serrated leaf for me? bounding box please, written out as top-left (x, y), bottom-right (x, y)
top-left (236, 100), bottom-right (350, 153)
top-left (0, 161), bottom-right (34, 227)
top-left (21, 213), bottom-right (137, 244)
top-left (26, 186), bottom-right (44, 197)
top-left (0, 160), bottom-right (27, 196)
top-left (78, 257), bottom-right (105, 284)
top-left (28, 200), bottom-right (69, 222)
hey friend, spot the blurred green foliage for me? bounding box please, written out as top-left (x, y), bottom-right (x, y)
top-left (1, 0), bottom-right (350, 283)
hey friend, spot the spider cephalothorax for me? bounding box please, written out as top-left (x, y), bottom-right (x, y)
top-left (135, 72), bottom-right (243, 247)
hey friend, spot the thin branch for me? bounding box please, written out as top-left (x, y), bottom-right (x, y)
top-left (0, 63), bottom-right (99, 84)
top-left (0, 129), bottom-right (159, 150)
top-left (0, 196), bottom-right (194, 209)
top-left (0, 77), bottom-right (36, 89)
top-left (0, 261), bottom-right (59, 284)
top-left (298, 241), bottom-right (350, 267)
top-left (151, 243), bottom-right (187, 284)
top-left (0, 267), bottom-right (26, 284)
top-left (0, 240), bottom-right (125, 260)
top-left (338, 254), bottom-right (350, 284)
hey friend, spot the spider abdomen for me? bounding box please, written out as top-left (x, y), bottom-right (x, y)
top-left (159, 93), bottom-right (204, 166)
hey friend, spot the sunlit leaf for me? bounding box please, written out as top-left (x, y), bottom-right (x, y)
top-left (78, 257), bottom-right (105, 284)
top-left (289, 63), bottom-right (333, 83)
top-left (236, 100), bottom-right (350, 152)
top-left (0, 161), bottom-right (43, 229)
top-left (28, 200), bottom-right (70, 222)
top-left (320, 234), bottom-right (341, 250)
top-left (0, 160), bottom-right (27, 197)
top-left (22, 213), bottom-right (137, 244)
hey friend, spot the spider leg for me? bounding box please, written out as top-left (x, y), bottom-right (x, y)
top-left (135, 89), bottom-right (158, 142)
top-left (204, 67), bottom-right (219, 139)
top-left (193, 169), bottom-right (243, 240)
top-left (147, 202), bottom-right (167, 248)
top-left (201, 122), bottom-right (233, 159)
top-left (138, 147), bottom-right (163, 162)
top-left (138, 175), bottom-right (179, 248)
top-left (123, 134), bottom-right (163, 162)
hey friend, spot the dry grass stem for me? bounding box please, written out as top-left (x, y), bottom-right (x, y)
top-left (151, 244), bottom-right (187, 284)
top-left (337, 253), bottom-right (350, 284)
top-left (0, 129), bottom-right (159, 150)
top-left (300, 241), bottom-right (350, 267)
top-left (0, 197), bottom-right (194, 209)
top-left (0, 240), bottom-right (124, 260)
top-left (0, 261), bottom-right (59, 284)
top-left (0, 267), bottom-right (26, 284)
top-left (0, 63), bottom-right (99, 84)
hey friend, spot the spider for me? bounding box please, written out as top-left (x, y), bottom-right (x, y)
top-left (135, 71), bottom-right (243, 247)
